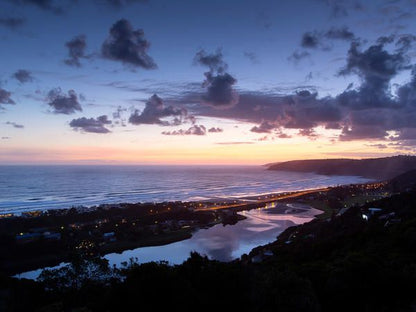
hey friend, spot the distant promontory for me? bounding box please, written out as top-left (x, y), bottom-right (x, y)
top-left (267, 155), bottom-right (416, 180)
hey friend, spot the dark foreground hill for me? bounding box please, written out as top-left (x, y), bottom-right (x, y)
top-left (387, 169), bottom-right (416, 192)
top-left (267, 155), bottom-right (416, 180)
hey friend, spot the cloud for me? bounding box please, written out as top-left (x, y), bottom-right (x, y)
top-left (64, 35), bottom-right (87, 67)
top-left (12, 69), bottom-right (33, 83)
top-left (288, 51), bottom-right (310, 63)
top-left (70, 115), bottom-right (111, 133)
top-left (339, 124), bottom-right (388, 141)
top-left (194, 49), bottom-right (228, 73)
top-left (202, 72), bottom-right (239, 108)
top-left (298, 128), bottom-right (318, 139)
top-left (100, 0), bottom-right (148, 7)
top-left (129, 94), bottom-right (192, 126)
top-left (5, 121), bottom-right (24, 129)
top-left (277, 132), bottom-right (291, 139)
top-left (395, 34), bottom-right (416, 52)
top-left (195, 49), bottom-right (238, 108)
top-left (208, 127), bottom-right (223, 133)
top-left (0, 17), bottom-right (26, 30)
top-left (301, 32), bottom-right (320, 48)
top-left (8, 0), bottom-right (65, 14)
top-left (112, 105), bottom-right (127, 126)
top-left (250, 121), bottom-right (276, 133)
top-left (102, 19), bottom-right (157, 69)
top-left (145, 35), bottom-right (416, 147)
top-left (337, 40), bottom-right (410, 110)
top-left (243, 51), bottom-right (259, 64)
top-left (162, 125), bottom-right (206, 136)
top-left (1, 137), bottom-right (10, 140)
top-left (315, 0), bottom-right (360, 18)
top-left (366, 143), bottom-right (388, 149)
top-left (300, 27), bottom-right (356, 50)
top-left (46, 88), bottom-right (82, 114)
top-left (0, 88), bottom-right (15, 106)
top-left (325, 27), bottom-right (355, 41)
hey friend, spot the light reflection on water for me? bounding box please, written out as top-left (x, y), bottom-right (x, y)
top-left (106, 203), bottom-right (321, 264)
top-left (17, 203), bottom-right (321, 279)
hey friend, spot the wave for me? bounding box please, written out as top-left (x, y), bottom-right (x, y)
top-left (0, 166), bottom-right (371, 214)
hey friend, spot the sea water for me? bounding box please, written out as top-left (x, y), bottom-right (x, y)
top-left (0, 165), bottom-right (371, 214)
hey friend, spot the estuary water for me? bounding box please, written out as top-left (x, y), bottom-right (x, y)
top-left (17, 202), bottom-right (324, 279)
top-left (0, 165), bottom-right (371, 214)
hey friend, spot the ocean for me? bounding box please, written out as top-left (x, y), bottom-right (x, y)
top-left (0, 165), bottom-right (371, 214)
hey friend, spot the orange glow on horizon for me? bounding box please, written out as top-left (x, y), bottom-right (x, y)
top-left (0, 138), bottom-right (402, 165)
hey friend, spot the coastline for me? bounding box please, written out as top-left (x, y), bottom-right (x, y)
top-left (1, 179), bottom-right (389, 276)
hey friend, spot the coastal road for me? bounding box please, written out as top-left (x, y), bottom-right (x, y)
top-left (194, 187), bottom-right (330, 212)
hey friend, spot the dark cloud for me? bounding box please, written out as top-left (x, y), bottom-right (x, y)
top-left (301, 32), bottom-right (320, 48)
top-left (194, 49), bottom-right (228, 73)
top-left (0, 17), bottom-right (26, 30)
top-left (340, 125), bottom-right (388, 141)
top-left (339, 41), bottom-right (409, 80)
top-left (283, 92), bottom-right (342, 129)
top-left (395, 34), bottom-right (416, 52)
top-left (325, 27), bottom-right (355, 40)
top-left (102, 19), bottom-right (157, 69)
top-left (202, 72), bottom-right (238, 108)
top-left (337, 40), bottom-right (411, 110)
top-left (164, 35), bottom-right (416, 146)
top-left (195, 49), bottom-right (238, 108)
top-left (0, 88), bottom-right (15, 106)
top-left (300, 27), bottom-right (356, 50)
top-left (162, 125), bottom-right (206, 136)
top-left (250, 121), bottom-right (276, 133)
top-left (208, 127), bottom-right (223, 133)
top-left (298, 128), bottom-right (318, 139)
top-left (1, 137), bottom-right (10, 140)
top-left (129, 94), bottom-right (191, 126)
top-left (64, 35), bottom-right (87, 67)
top-left (5, 121), bottom-right (24, 129)
top-left (12, 69), bottom-right (33, 83)
top-left (46, 88), bottom-right (82, 114)
top-left (70, 115), bottom-right (111, 134)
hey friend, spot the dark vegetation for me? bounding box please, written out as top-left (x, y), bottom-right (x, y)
top-left (1, 169), bottom-right (416, 311)
top-left (268, 155), bottom-right (416, 180)
top-left (0, 201), bottom-right (242, 275)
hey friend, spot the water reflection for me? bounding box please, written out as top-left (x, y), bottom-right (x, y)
top-left (106, 203), bottom-right (322, 265)
top-left (17, 203), bottom-right (322, 279)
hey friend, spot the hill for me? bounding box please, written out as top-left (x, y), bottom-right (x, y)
top-left (267, 155), bottom-right (416, 180)
top-left (387, 169), bottom-right (416, 192)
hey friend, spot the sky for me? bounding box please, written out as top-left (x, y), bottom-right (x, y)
top-left (1, 0), bottom-right (416, 165)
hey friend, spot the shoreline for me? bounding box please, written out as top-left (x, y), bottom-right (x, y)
top-left (0, 171), bottom-right (372, 217)
top-left (0, 185), bottom-right (331, 218)
top-left (1, 180), bottom-right (389, 276)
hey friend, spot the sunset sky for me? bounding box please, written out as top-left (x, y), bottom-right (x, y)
top-left (1, 0), bottom-right (416, 164)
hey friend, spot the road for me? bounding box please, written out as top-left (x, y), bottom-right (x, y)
top-left (194, 187), bottom-right (330, 212)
